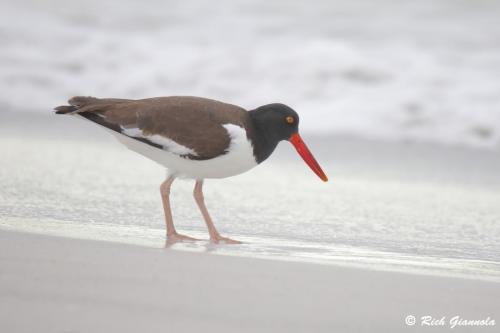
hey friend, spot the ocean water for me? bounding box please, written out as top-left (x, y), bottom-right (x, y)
top-left (1, 0), bottom-right (500, 148)
top-left (1, 113), bottom-right (499, 281)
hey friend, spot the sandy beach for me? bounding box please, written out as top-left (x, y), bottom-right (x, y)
top-left (1, 110), bottom-right (499, 331)
top-left (1, 229), bottom-right (498, 333)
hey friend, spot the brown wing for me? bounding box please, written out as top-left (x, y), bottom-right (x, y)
top-left (55, 96), bottom-right (250, 160)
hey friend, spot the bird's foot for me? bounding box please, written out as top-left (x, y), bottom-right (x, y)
top-left (210, 234), bottom-right (242, 244)
top-left (166, 232), bottom-right (200, 243)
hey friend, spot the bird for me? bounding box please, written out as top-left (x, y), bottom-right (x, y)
top-left (54, 96), bottom-right (328, 244)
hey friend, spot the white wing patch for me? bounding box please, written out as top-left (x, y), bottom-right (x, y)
top-left (121, 127), bottom-right (198, 156)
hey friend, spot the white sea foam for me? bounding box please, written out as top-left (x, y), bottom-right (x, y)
top-left (1, 0), bottom-right (499, 148)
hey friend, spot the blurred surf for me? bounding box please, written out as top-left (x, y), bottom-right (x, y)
top-left (0, 0), bottom-right (499, 148)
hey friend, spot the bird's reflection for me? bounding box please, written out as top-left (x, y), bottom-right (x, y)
top-left (163, 236), bottom-right (243, 253)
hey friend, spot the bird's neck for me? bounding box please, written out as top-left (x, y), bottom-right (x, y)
top-left (248, 109), bottom-right (281, 164)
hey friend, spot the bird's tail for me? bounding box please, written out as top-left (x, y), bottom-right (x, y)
top-left (54, 96), bottom-right (100, 114)
top-left (54, 96), bottom-right (132, 114)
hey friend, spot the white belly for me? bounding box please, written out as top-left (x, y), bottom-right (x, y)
top-left (110, 123), bottom-right (258, 180)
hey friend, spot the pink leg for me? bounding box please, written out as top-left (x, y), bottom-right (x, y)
top-left (193, 180), bottom-right (241, 244)
top-left (160, 176), bottom-right (198, 242)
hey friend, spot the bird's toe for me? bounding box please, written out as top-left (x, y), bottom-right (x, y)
top-left (167, 233), bottom-right (200, 243)
top-left (211, 235), bottom-right (242, 244)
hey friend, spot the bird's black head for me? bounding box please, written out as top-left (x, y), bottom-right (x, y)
top-left (249, 103), bottom-right (328, 182)
top-left (249, 103), bottom-right (299, 145)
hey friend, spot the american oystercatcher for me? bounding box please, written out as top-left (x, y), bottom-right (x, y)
top-left (55, 96), bottom-right (328, 244)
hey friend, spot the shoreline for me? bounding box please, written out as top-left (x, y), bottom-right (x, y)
top-left (1, 218), bottom-right (500, 283)
top-left (1, 229), bottom-right (499, 332)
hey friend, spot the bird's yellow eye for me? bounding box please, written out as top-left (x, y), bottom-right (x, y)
top-left (285, 116), bottom-right (294, 124)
